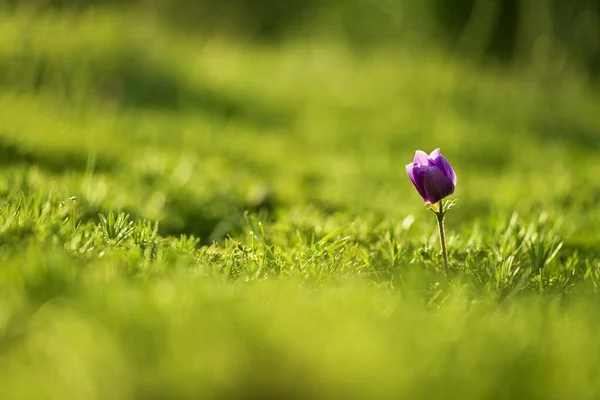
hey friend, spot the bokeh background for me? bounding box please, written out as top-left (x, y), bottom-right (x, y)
top-left (1, 0), bottom-right (599, 239)
top-left (6, 0), bottom-right (600, 72)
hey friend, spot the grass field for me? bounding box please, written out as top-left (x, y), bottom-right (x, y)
top-left (2, 6), bottom-right (600, 399)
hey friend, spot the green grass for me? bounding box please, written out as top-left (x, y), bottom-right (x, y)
top-left (1, 6), bottom-right (600, 400)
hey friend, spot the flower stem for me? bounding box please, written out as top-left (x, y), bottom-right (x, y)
top-left (436, 200), bottom-right (449, 277)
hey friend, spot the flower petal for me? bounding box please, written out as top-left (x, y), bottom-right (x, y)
top-left (429, 149), bottom-right (457, 185)
top-left (429, 148), bottom-right (441, 159)
top-left (413, 150), bottom-right (430, 166)
top-left (406, 163), bottom-right (429, 202)
top-left (423, 165), bottom-right (455, 204)
top-left (405, 162), bottom-right (415, 182)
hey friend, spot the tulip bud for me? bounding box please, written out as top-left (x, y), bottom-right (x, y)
top-left (405, 149), bottom-right (456, 204)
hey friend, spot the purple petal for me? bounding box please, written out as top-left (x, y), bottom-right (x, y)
top-left (405, 162), bottom-right (415, 182)
top-left (413, 150), bottom-right (430, 167)
top-left (429, 149), bottom-right (457, 185)
top-left (429, 148), bottom-right (442, 159)
top-left (406, 163), bottom-right (429, 202)
top-left (423, 166), bottom-right (455, 204)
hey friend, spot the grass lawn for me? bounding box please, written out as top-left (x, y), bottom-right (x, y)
top-left (1, 7), bottom-right (600, 400)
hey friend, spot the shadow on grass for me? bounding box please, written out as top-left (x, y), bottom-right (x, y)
top-left (158, 190), bottom-right (276, 244)
top-left (97, 54), bottom-right (290, 127)
top-left (0, 49), bottom-right (290, 128)
top-left (532, 115), bottom-right (600, 150)
top-left (0, 136), bottom-right (115, 173)
top-left (449, 85), bottom-right (600, 154)
top-left (77, 188), bottom-right (276, 245)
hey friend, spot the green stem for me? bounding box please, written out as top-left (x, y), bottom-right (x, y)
top-left (436, 200), bottom-right (449, 277)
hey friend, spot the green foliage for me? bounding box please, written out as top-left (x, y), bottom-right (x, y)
top-left (0, 5), bottom-right (599, 399)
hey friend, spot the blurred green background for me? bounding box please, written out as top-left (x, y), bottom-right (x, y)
top-left (5, 0), bottom-right (600, 74)
top-left (1, 0), bottom-right (599, 239)
top-left (1, 1), bottom-right (600, 399)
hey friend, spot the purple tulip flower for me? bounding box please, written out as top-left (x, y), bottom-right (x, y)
top-left (405, 149), bottom-right (456, 204)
